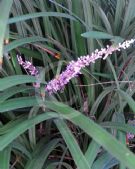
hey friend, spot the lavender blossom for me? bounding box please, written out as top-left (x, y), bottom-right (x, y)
top-left (17, 55), bottom-right (38, 76)
top-left (127, 133), bottom-right (134, 140)
top-left (45, 39), bottom-right (135, 94)
top-left (17, 55), bottom-right (40, 88)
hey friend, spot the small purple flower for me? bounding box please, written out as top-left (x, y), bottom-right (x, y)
top-left (17, 55), bottom-right (38, 76)
top-left (127, 133), bottom-right (134, 140)
top-left (17, 55), bottom-right (39, 88)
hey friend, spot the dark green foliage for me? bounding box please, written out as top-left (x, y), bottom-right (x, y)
top-left (1, 0), bottom-right (135, 169)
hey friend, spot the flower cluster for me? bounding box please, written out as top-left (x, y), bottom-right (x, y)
top-left (17, 55), bottom-right (38, 76)
top-left (45, 39), bottom-right (135, 94)
top-left (127, 133), bottom-right (134, 140)
top-left (16, 39), bottom-right (135, 95)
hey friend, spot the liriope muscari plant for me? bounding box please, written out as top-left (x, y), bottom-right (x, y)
top-left (17, 39), bottom-right (135, 94)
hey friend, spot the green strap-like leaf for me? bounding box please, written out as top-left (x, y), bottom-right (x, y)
top-left (0, 86), bottom-right (34, 103)
top-left (101, 121), bottom-right (135, 134)
top-left (118, 89), bottom-right (135, 113)
top-left (45, 101), bottom-right (135, 169)
top-left (92, 152), bottom-right (118, 169)
top-left (0, 112), bottom-right (59, 150)
top-left (4, 36), bottom-right (50, 52)
top-left (0, 97), bottom-right (38, 113)
top-left (8, 12), bottom-right (76, 24)
top-left (0, 0), bottom-right (13, 67)
top-left (81, 31), bottom-right (113, 39)
top-left (0, 75), bottom-right (36, 91)
top-left (55, 119), bottom-right (90, 169)
top-left (85, 140), bottom-right (100, 167)
top-left (0, 146), bottom-right (11, 169)
top-left (25, 138), bottom-right (60, 169)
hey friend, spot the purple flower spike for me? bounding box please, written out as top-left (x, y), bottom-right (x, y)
top-left (17, 55), bottom-right (38, 76)
top-left (45, 39), bottom-right (135, 95)
top-left (16, 39), bottom-right (135, 95)
top-left (17, 55), bottom-right (39, 88)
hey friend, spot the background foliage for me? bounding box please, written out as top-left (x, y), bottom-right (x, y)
top-left (1, 0), bottom-right (135, 169)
